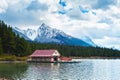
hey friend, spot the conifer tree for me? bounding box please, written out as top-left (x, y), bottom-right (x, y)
top-left (0, 38), bottom-right (3, 55)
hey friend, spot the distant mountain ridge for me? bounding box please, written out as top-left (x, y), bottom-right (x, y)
top-left (13, 23), bottom-right (96, 46)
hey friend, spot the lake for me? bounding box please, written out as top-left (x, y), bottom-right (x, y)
top-left (0, 59), bottom-right (120, 80)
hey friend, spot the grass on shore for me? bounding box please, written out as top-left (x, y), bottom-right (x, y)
top-left (0, 54), bottom-right (28, 61)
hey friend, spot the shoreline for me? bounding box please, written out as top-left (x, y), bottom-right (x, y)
top-left (0, 57), bottom-right (120, 63)
top-left (71, 57), bottom-right (120, 59)
top-left (0, 56), bottom-right (120, 63)
top-left (0, 61), bottom-right (26, 63)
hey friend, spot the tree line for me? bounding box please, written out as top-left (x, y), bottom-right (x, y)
top-left (0, 20), bottom-right (31, 56)
top-left (0, 20), bottom-right (120, 57)
top-left (30, 43), bottom-right (120, 57)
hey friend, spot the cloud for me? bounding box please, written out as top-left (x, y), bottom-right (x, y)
top-left (92, 0), bottom-right (117, 10)
top-left (26, 0), bottom-right (49, 11)
top-left (59, 0), bottom-right (66, 7)
top-left (0, 0), bottom-right (8, 13)
top-left (93, 36), bottom-right (120, 50)
top-left (79, 6), bottom-right (89, 13)
top-left (0, 0), bottom-right (120, 49)
top-left (0, 0), bottom-right (49, 27)
top-left (58, 10), bottom-right (67, 14)
top-left (92, 11), bottom-right (96, 15)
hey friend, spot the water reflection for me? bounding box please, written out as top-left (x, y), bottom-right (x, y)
top-left (0, 60), bottom-right (94, 80)
top-left (1, 59), bottom-right (120, 80)
top-left (24, 61), bottom-right (94, 80)
top-left (24, 63), bottom-right (61, 79)
top-left (91, 59), bottom-right (120, 80)
top-left (0, 62), bottom-right (28, 80)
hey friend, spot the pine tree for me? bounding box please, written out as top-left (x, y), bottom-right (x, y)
top-left (6, 26), bottom-right (15, 54)
top-left (1, 22), bottom-right (8, 53)
top-left (0, 38), bottom-right (3, 55)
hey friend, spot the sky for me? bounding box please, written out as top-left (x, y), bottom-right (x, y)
top-left (0, 0), bottom-right (120, 49)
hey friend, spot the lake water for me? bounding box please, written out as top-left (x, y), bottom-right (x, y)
top-left (0, 59), bottom-right (120, 80)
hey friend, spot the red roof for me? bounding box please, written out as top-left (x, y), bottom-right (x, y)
top-left (30, 50), bottom-right (56, 57)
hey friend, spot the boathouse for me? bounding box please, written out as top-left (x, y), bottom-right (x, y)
top-left (29, 50), bottom-right (61, 62)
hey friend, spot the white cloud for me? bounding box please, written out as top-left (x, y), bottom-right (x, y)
top-left (0, 0), bottom-right (120, 49)
top-left (0, 0), bottom-right (8, 13)
top-left (93, 36), bottom-right (120, 50)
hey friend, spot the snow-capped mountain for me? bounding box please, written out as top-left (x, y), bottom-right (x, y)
top-left (13, 23), bottom-right (95, 46)
top-left (35, 23), bottom-right (71, 43)
top-left (25, 28), bottom-right (37, 40)
top-left (13, 27), bottom-right (37, 41)
top-left (13, 27), bottom-right (30, 40)
top-left (80, 36), bottom-right (96, 46)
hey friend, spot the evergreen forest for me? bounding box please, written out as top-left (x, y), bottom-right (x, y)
top-left (0, 20), bottom-right (120, 58)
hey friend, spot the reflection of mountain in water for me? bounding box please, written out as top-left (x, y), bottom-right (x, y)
top-left (0, 63), bottom-right (28, 80)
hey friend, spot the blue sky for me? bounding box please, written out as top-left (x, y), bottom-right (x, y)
top-left (0, 0), bottom-right (120, 49)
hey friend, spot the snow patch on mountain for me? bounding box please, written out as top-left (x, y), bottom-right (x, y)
top-left (13, 27), bottom-right (30, 40)
top-left (80, 36), bottom-right (96, 46)
top-left (13, 27), bottom-right (25, 34)
top-left (13, 23), bottom-right (96, 46)
top-left (13, 27), bottom-right (37, 41)
top-left (37, 23), bottom-right (71, 39)
top-left (25, 28), bottom-right (37, 40)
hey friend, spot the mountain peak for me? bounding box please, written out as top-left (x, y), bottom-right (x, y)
top-left (39, 23), bottom-right (50, 29)
top-left (13, 24), bottom-right (94, 46)
top-left (41, 23), bottom-right (46, 26)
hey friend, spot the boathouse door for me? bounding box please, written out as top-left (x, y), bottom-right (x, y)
top-left (53, 56), bottom-right (58, 61)
top-left (52, 50), bottom-right (60, 62)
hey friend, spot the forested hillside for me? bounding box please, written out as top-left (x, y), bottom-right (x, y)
top-left (0, 20), bottom-right (31, 56)
top-left (0, 20), bottom-right (120, 58)
top-left (30, 43), bottom-right (120, 57)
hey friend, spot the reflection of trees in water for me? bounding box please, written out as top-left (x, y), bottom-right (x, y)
top-left (0, 61), bottom-right (94, 80)
top-left (0, 63), bottom-right (28, 80)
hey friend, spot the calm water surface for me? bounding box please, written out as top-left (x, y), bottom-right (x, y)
top-left (0, 59), bottom-right (120, 80)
